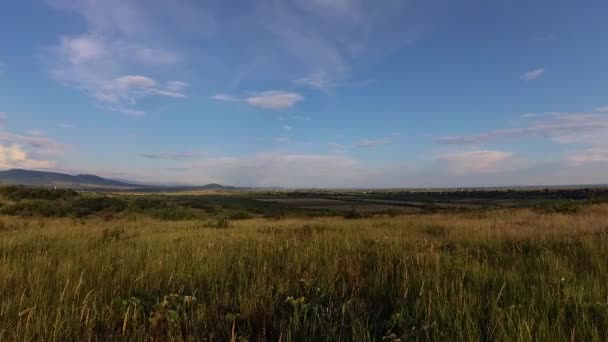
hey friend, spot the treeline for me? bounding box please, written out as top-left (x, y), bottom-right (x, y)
top-left (0, 186), bottom-right (298, 220)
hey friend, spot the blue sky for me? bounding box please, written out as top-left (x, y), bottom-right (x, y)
top-left (1, 0), bottom-right (607, 187)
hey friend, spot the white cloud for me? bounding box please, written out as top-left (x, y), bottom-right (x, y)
top-left (0, 144), bottom-right (55, 169)
top-left (109, 107), bottom-right (146, 117)
top-left (89, 75), bottom-right (187, 110)
top-left (275, 136), bottom-right (290, 143)
top-left (50, 35), bottom-right (188, 114)
top-left (48, 10), bottom-right (187, 116)
top-left (521, 68), bottom-right (545, 81)
top-left (48, 0), bottom-right (146, 36)
top-left (283, 125), bottom-right (293, 132)
top-left (59, 35), bottom-right (106, 64)
top-left (437, 112), bottom-right (608, 146)
top-left (253, 0), bottom-right (427, 85)
top-left (595, 106), bottom-right (608, 113)
top-left (134, 48), bottom-right (180, 65)
top-left (166, 81), bottom-right (189, 92)
top-left (47, 0), bottom-right (435, 102)
top-left (213, 91), bottom-right (304, 111)
top-left (356, 138), bottom-right (389, 148)
top-left (211, 94), bottom-right (241, 102)
top-left (189, 153), bottom-right (366, 187)
top-left (437, 109), bottom-right (608, 169)
top-left (568, 148), bottom-right (608, 166)
top-left (0, 131), bottom-right (64, 153)
top-left (293, 71), bottom-right (333, 92)
top-left (291, 115), bottom-right (312, 121)
top-left (48, 0), bottom-right (216, 38)
top-left (138, 151), bottom-right (205, 161)
top-left (293, 70), bottom-right (373, 93)
top-left (246, 91), bottom-right (303, 110)
top-left (435, 150), bottom-right (515, 174)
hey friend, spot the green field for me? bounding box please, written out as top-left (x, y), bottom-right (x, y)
top-left (1, 186), bottom-right (607, 340)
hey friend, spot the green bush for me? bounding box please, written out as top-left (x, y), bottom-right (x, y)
top-left (71, 197), bottom-right (128, 214)
top-left (130, 198), bottom-right (169, 210)
top-left (145, 207), bottom-right (197, 221)
top-left (344, 208), bottom-right (365, 219)
top-left (0, 185), bottom-right (78, 201)
top-left (536, 200), bottom-right (583, 215)
top-left (0, 200), bottom-right (70, 217)
top-left (228, 210), bottom-right (254, 220)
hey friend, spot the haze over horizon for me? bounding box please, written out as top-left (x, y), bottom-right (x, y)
top-left (1, 1), bottom-right (607, 188)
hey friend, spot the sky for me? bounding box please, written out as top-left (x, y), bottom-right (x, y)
top-left (1, 0), bottom-right (607, 188)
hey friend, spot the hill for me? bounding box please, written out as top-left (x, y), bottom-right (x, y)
top-left (0, 169), bottom-right (137, 188)
top-left (0, 169), bottom-right (237, 191)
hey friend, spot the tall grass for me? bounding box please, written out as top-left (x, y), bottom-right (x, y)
top-left (1, 205), bottom-right (607, 341)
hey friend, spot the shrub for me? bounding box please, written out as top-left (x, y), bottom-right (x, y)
top-left (536, 200), bottom-right (582, 215)
top-left (209, 216), bottom-right (230, 229)
top-left (420, 224), bottom-right (448, 238)
top-left (344, 208), bottom-right (365, 219)
top-left (101, 227), bottom-right (126, 242)
top-left (146, 207), bottom-right (197, 221)
top-left (71, 197), bottom-right (128, 214)
top-left (130, 198), bottom-right (169, 210)
top-left (0, 200), bottom-right (70, 217)
top-left (0, 185), bottom-right (78, 201)
top-left (228, 211), bottom-right (253, 220)
top-left (384, 208), bottom-right (401, 217)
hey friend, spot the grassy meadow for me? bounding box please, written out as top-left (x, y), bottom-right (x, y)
top-left (1, 193), bottom-right (608, 341)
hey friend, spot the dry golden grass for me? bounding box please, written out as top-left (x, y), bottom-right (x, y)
top-left (1, 205), bottom-right (607, 341)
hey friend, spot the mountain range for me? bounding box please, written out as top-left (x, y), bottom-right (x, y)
top-left (0, 169), bottom-right (236, 191)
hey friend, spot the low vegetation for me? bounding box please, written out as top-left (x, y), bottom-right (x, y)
top-left (0, 186), bottom-right (607, 340)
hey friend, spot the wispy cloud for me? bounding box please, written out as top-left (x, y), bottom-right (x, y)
top-left (356, 131), bottom-right (401, 148)
top-left (595, 106), bottom-right (608, 113)
top-left (247, 91), bottom-right (303, 110)
top-left (283, 125), bottom-right (292, 132)
top-left (293, 71), bottom-right (373, 93)
top-left (437, 112), bottom-right (608, 145)
top-left (435, 150), bottom-right (515, 174)
top-left (46, 0), bottom-right (189, 117)
top-left (0, 131), bottom-right (64, 152)
top-left (189, 153), bottom-right (364, 187)
top-left (356, 138), bottom-right (390, 148)
top-left (536, 34), bottom-right (557, 43)
top-left (521, 68), bottom-right (545, 81)
top-left (438, 108), bottom-right (608, 168)
top-left (568, 148), bottom-right (608, 166)
top-left (211, 94), bottom-right (241, 102)
top-left (213, 91), bottom-right (303, 110)
top-left (138, 151), bottom-right (205, 161)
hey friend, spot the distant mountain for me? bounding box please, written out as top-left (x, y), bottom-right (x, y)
top-left (0, 169), bottom-right (238, 191)
top-left (0, 169), bottom-right (137, 188)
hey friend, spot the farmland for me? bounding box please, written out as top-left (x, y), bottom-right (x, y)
top-left (0, 186), bottom-right (607, 340)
